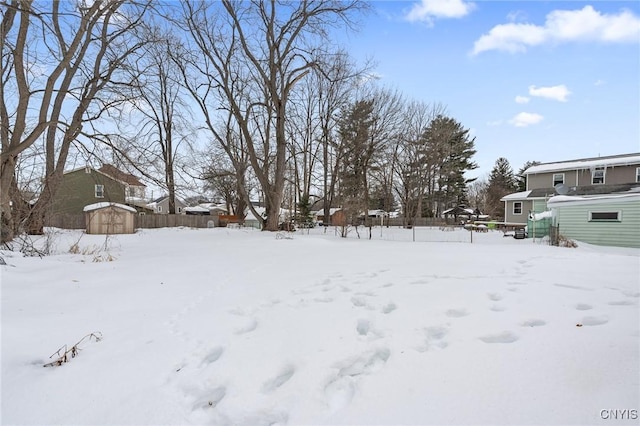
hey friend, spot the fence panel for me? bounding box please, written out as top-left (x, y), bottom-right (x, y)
top-left (135, 214), bottom-right (217, 229)
top-left (46, 214), bottom-right (218, 230)
top-left (46, 214), bottom-right (85, 229)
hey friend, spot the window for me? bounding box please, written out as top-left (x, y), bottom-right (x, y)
top-left (636, 167), bottom-right (640, 183)
top-left (513, 202), bottom-right (523, 215)
top-left (589, 211), bottom-right (620, 222)
top-left (95, 184), bottom-right (104, 198)
top-left (553, 173), bottom-right (564, 186)
top-left (157, 206), bottom-right (162, 213)
top-left (178, 207), bottom-right (182, 213)
top-left (592, 167), bottom-right (605, 184)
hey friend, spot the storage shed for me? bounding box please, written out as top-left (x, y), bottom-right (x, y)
top-left (547, 193), bottom-right (640, 248)
top-left (84, 202), bottom-right (137, 234)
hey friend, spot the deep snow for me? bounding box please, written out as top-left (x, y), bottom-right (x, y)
top-left (1, 227), bottom-right (638, 425)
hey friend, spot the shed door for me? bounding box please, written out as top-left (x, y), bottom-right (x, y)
top-left (100, 210), bottom-right (125, 234)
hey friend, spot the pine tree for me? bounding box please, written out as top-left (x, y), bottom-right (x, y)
top-left (337, 100), bottom-right (375, 225)
top-left (422, 115), bottom-right (478, 215)
top-left (516, 160), bottom-right (541, 192)
top-left (486, 157), bottom-right (517, 219)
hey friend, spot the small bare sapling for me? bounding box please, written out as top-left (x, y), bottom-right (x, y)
top-left (43, 332), bottom-right (103, 367)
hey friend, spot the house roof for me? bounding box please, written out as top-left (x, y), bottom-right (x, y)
top-left (442, 206), bottom-right (478, 215)
top-left (547, 193), bottom-right (640, 207)
top-left (501, 190), bottom-right (532, 201)
top-left (99, 164), bottom-right (146, 187)
top-left (524, 153), bottom-right (640, 175)
top-left (502, 183), bottom-right (640, 201)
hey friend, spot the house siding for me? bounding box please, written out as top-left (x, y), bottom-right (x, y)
top-left (154, 198), bottom-right (187, 214)
top-left (52, 169), bottom-right (125, 215)
top-left (527, 164), bottom-right (639, 189)
top-left (553, 199), bottom-right (640, 248)
top-left (504, 199), bottom-right (548, 224)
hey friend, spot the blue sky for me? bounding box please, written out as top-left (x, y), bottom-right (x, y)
top-left (340, 1), bottom-right (640, 179)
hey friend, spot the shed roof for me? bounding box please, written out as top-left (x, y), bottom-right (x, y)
top-left (83, 202), bottom-right (137, 213)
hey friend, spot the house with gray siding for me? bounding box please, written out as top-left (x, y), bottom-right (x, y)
top-left (502, 153), bottom-right (640, 225)
top-left (147, 195), bottom-right (187, 214)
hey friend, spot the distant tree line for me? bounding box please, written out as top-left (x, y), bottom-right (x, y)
top-left (1, 0), bottom-right (530, 242)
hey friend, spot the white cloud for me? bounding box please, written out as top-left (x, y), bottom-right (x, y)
top-left (515, 96), bottom-right (530, 104)
top-left (528, 84), bottom-right (571, 102)
top-left (594, 79), bottom-right (606, 86)
top-left (510, 112), bottom-right (544, 127)
top-left (472, 5), bottom-right (640, 55)
top-left (405, 0), bottom-right (475, 24)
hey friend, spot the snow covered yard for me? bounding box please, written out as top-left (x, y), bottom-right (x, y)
top-left (1, 227), bottom-right (638, 425)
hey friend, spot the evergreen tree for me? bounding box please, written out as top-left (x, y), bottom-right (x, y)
top-left (486, 157), bottom-right (517, 219)
top-left (423, 115), bottom-right (478, 215)
top-left (337, 99), bottom-right (375, 226)
top-left (296, 194), bottom-right (314, 227)
top-left (516, 160), bottom-right (541, 192)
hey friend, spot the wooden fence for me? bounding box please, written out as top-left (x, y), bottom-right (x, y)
top-left (46, 214), bottom-right (218, 230)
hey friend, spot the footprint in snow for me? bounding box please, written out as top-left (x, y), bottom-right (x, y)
top-left (608, 300), bottom-right (635, 306)
top-left (417, 326), bottom-right (449, 352)
top-left (324, 348), bottom-right (391, 413)
top-left (381, 302), bottom-right (397, 314)
top-left (191, 386), bottom-right (226, 411)
top-left (445, 308), bottom-right (469, 318)
top-left (521, 319), bottom-right (546, 327)
top-left (351, 296), bottom-right (369, 308)
top-left (235, 318), bottom-right (258, 335)
top-left (575, 303), bottom-right (593, 311)
top-left (479, 331), bottom-right (519, 344)
top-left (262, 365), bottom-right (296, 393)
top-left (487, 292), bottom-right (503, 301)
top-left (356, 319), bottom-right (384, 339)
top-left (580, 316), bottom-right (608, 326)
top-left (200, 347), bottom-right (224, 366)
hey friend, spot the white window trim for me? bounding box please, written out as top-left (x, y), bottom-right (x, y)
top-left (588, 211), bottom-right (621, 222)
top-left (636, 167), bottom-right (640, 183)
top-left (552, 173), bottom-right (565, 186)
top-left (157, 205), bottom-right (163, 213)
top-left (95, 184), bottom-right (104, 198)
top-left (513, 202), bottom-right (523, 215)
top-left (591, 167), bottom-right (605, 185)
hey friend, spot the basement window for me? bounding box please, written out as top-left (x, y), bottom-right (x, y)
top-left (589, 211), bottom-right (620, 222)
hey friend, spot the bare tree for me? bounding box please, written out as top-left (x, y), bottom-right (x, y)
top-left (112, 24), bottom-right (194, 213)
top-left (1, 0), bottom-right (151, 241)
top-left (179, 0), bottom-right (367, 231)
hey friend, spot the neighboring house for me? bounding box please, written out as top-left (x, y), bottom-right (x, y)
top-left (547, 193), bottom-right (640, 248)
top-left (314, 208), bottom-right (346, 226)
top-left (52, 165), bottom-right (147, 215)
top-left (502, 153), bottom-right (640, 224)
top-left (147, 195), bottom-right (187, 214)
top-left (442, 206), bottom-right (490, 223)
